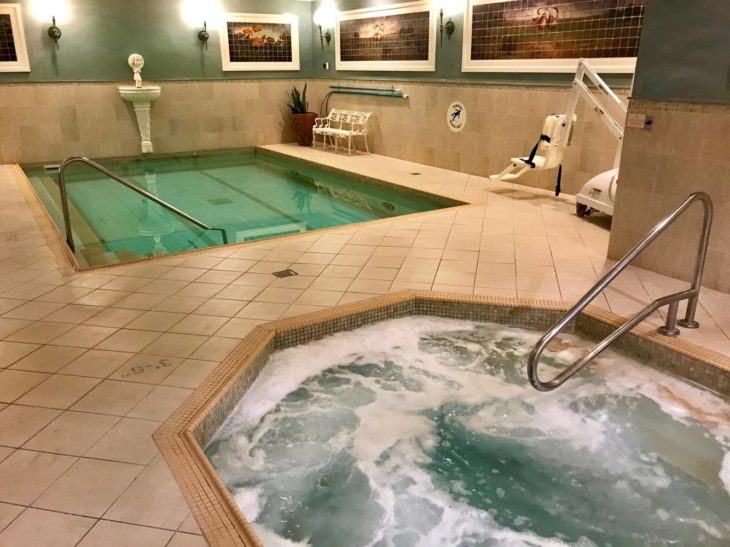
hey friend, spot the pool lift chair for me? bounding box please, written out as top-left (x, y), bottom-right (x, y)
top-left (490, 58), bottom-right (628, 217)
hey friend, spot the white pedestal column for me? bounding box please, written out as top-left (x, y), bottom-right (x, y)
top-left (132, 102), bottom-right (154, 154)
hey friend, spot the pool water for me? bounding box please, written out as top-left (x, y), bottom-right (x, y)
top-left (206, 317), bottom-right (730, 547)
top-left (24, 152), bottom-right (457, 268)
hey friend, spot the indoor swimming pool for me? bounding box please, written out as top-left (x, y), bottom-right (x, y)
top-left (23, 151), bottom-right (459, 268)
top-left (206, 317), bottom-right (730, 547)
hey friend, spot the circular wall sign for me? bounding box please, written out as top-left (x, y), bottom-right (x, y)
top-left (447, 101), bottom-right (466, 133)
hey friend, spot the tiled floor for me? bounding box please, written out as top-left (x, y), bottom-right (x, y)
top-left (0, 145), bottom-right (729, 546)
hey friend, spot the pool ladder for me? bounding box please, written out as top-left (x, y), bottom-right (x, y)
top-left (57, 156), bottom-right (228, 252)
top-left (528, 192), bottom-right (713, 392)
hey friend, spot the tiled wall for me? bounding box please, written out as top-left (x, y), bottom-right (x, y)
top-left (0, 80), bottom-right (299, 164)
top-left (608, 100), bottom-right (730, 292)
top-left (308, 79), bottom-right (625, 195)
top-left (0, 79), bottom-right (624, 196)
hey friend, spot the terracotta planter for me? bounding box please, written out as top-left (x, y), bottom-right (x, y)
top-left (291, 112), bottom-right (317, 147)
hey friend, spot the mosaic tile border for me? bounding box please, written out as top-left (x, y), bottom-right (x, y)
top-left (154, 291), bottom-right (730, 547)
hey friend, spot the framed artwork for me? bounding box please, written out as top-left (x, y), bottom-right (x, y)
top-left (0, 4), bottom-right (30, 73)
top-left (336, 1), bottom-right (437, 72)
top-left (220, 13), bottom-right (300, 71)
top-left (462, 0), bottom-right (644, 73)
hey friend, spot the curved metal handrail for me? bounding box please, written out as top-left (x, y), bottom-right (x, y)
top-left (528, 192), bottom-right (713, 392)
top-left (57, 156), bottom-right (228, 252)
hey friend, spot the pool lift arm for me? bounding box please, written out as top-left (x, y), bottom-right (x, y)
top-left (490, 59), bottom-right (628, 217)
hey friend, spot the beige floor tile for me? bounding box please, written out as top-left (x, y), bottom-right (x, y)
top-left (0, 298), bottom-right (24, 315)
top-left (0, 405), bottom-right (61, 447)
top-left (215, 285), bottom-right (264, 301)
top-left (339, 292), bottom-right (381, 305)
top-left (96, 329), bottom-right (163, 353)
top-left (432, 284), bottom-right (475, 295)
top-left (1, 283), bottom-right (56, 300)
top-left (0, 318), bottom-right (34, 339)
top-left (0, 341), bottom-right (40, 368)
top-left (0, 502), bottom-right (23, 532)
top-left (9, 345), bottom-right (86, 373)
top-left (0, 446), bottom-right (12, 463)
top-left (141, 333), bottom-right (207, 358)
top-left (160, 268), bottom-right (206, 282)
top-left (289, 263), bottom-right (328, 276)
top-left (193, 299), bottom-right (246, 317)
top-left (395, 268), bottom-right (437, 284)
top-left (36, 286), bottom-right (94, 304)
top-left (105, 466), bottom-right (189, 529)
top-left (137, 278), bottom-right (189, 296)
top-left (24, 411), bottom-right (119, 456)
top-left (17, 375), bottom-right (101, 409)
top-left (176, 282), bottom-right (225, 299)
top-left (127, 311), bottom-right (187, 332)
top-left (190, 336), bottom-right (241, 361)
top-left (161, 359), bottom-right (218, 389)
top-left (194, 270), bottom-right (241, 285)
top-left (83, 307), bottom-right (144, 328)
top-left (71, 380), bottom-right (153, 416)
top-left (0, 507), bottom-right (94, 547)
top-left (0, 370), bottom-right (50, 403)
top-left (101, 277), bottom-right (153, 292)
top-left (33, 458), bottom-right (142, 517)
top-left (178, 512), bottom-right (201, 534)
top-left (473, 286), bottom-right (518, 298)
top-left (281, 304), bottom-right (328, 318)
top-left (296, 289), bottom-right (345, 306)
top-left (114, 293), bottom-right (169, 310)
top-left (127, 386), bottom-right (192, 421)
top-left (236, 302), bottom-right (289, 321)
top-left (49, 324), bottom-right (117, 348)
top-left (6, 322), bottom-right (74, 344)
top-left (0, 449), bottom-right (76, 504)
top-left (60, 349), bottom-right (135, 378)
top-left (254, 287), bottom-right (304, 304)
top-left (77, 520), bottom-right (173, 547)
top-left (389, 281), bottom-right (432, 292)
top-left (168, 533), bottom-right (207, 547)
top-left (270, 275), bottom-right (316, 289)
top-left (75, 289), bottom-right (130, 307)
top-left (214, 318), bottom-right (265, 339)
top-left (170, 315), bottom-right (229, 336)
top-left (212, 258), bottom-right (256, 272)
top-left (321, 265), bottom-right (361, 278)
top-left (330, 254), bottom-right (369, 266)
top-left (230, 272), bottom-right (274, 287)
top-left (2, 301), bottom-right (64, 321)
top-left (43, 304), bottom-right (103, 324)
top-left (110, 355), bottom-right (183, 384)
top-left (357, 267), bottom-right (399, 281)
top-left (86, 417), bottom-right (161, 465)
top-left (308, 277), bottom-right (353, 292)
top-left (348, 279), bottom-right (392, 295)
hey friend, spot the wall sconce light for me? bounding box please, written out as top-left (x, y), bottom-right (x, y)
top-left (198, 21), bottom-right (209, 49)
top-left (439, 9), bottom-right (455, 46)
top-left (313, 1), bottom-right (338, 50)
top-left (47, 15), bottom-right (62, 48)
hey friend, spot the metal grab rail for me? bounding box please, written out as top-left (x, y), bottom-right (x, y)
top-left (528, 192), bottom-right (713, 392)
top-left (57, 156), bottom-right (228, 252)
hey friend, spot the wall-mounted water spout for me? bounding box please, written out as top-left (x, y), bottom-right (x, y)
top-left (119, 54), bottom-right (161, 154)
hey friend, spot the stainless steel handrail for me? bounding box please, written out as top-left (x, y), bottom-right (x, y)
top-left (528, 192), bottom-right (713, 392)
top-left (57, 156), bottom-right (228, 252)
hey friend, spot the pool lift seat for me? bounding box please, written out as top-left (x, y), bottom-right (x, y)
top-left (490, 58), bottom-right (627, 210)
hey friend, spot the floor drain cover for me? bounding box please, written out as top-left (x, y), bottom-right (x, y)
top-left (410, 172), bottom-right (422, 176)
top-left (273, 269), bottom-right (299, 278)
top-left (207, 197), bottom-right (234, 206)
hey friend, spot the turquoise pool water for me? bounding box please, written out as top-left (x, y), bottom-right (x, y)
top-left (24, 151), bottom-right (457, 268)
top-left (207, 317), bottom-right (730, 547)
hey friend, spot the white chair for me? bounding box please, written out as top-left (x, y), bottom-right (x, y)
top-left (313, 109), bottom-right (372, 155)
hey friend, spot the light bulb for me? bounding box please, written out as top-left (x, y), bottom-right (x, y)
top-left (313, 0), bottom-right (339, 29)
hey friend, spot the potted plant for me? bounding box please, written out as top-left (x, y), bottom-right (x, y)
top-left (287, 83), bottom-right (317, 147)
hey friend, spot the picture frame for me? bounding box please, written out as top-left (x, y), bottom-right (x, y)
top-left (462, 0), bottom-right (643, 73)
top-left (220, 13), bottom-right (300, 72)
top-left (0, 3), bottom-right (30, 73)
top-left (335, 1), bottom-right (437, 72)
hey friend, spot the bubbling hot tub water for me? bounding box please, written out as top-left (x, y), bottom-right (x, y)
top-left (205, 317), bottom-right (730, 547)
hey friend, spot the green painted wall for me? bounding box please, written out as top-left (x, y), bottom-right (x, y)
top-left (309, 0), bottom-right (633, 87)
top-left (632, 0), bottom-right (730, 103)
top-left (0, 0), bottom-right (642, 87)
top-left (0, 0), bottom-right (315, 82)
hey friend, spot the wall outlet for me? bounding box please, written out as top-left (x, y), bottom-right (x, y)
top-left (323, 62), bottom-right (330, 70)
top-left (626, 113), bottom-right (653, 129)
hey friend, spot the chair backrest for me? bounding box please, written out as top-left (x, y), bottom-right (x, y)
top-left (328, 109), bottom-right (372, 132)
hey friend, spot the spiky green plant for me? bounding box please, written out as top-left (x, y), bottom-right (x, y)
top-left (287, 83), bottom-right (309, 114)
